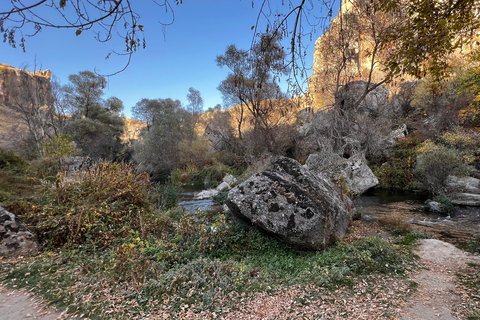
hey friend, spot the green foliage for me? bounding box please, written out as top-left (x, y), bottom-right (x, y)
top-left (31, 135), bottom-right (79, 180)
top-left (425, 196), bottom-right (454, 215)
top-left (150, 183), bottom-right (182, 210)
top-left (1, 202), bottom-right (415, 318)
top-left (0, 190), bottom-right (11, 203)
top-left (379, 0), bottom-right (479, 81)
top-left (63, 71), bottom-right (125, 160)
top-left (212, 190), bottom-right (228, 204)
top-left (177, 138), bottom-right (213, 170)
top-left (0, 148), bottom-right (26, 172)
top-left (458, 54), bottom-right (480, 126)
top-left (374, 136), bottom-right (420, 190)
top-left (440, 130), bottom-right (478, 165)
top-left (41, 135), bottom-right (78, 159)
top-left (133, 98), bottom-right (194, 175)
top-left (396, 231), bottom-right (434, 246)
top-left (414, 140), bottom-right (468, 194)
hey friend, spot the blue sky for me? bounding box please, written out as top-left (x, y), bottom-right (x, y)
top-left (2, 1), bottom-right (335, 118)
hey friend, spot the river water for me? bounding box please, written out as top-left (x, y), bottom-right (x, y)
top-left (355, 189), bottom-right (480, 247)
top-left (178, 186), bottom-right (480, 247)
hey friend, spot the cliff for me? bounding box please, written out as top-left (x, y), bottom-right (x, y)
top-left (0, 63), bottom-right (53, 107)
top-left (0, 64), bottom-right (54, 151)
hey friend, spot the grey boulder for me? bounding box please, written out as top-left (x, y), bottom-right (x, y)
top-left (0, 206), bottom-right (38, 257)
top-left (225, 157), bottom-right (354, 250)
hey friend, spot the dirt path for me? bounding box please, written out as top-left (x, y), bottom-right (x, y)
top-left (399, 239), bottom-right (480, 320)
top-left (0, 285), bottom-right (65, 320)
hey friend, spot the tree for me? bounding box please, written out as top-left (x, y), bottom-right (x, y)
top-left (0, 1), bottom-right (180, 74)
top-left (216, 33), bottom-right (289, 151)
top-left (0, 1), bottom-right (338, 78)
top-left (186, 87), bottom-right (204, 125)
top-left (378, 0), bottom-right (480, 81)
top-left (132, 98), bottom-right (160, 131)
top-left (63, 71), bottom-right (125, 160)
top-left (133, 98), bottom-right (192, 175)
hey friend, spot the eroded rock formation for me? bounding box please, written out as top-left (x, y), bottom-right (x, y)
top-left (0, 206), bottom-right (39, 257)
top-left (226, 156), bottom-right (354, 250)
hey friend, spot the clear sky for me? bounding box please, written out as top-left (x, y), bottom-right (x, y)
top-left (1, 1), bottom-right (336, 118)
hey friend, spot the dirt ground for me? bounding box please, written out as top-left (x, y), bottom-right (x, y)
top-left (1, 239), bottom-right (479, 320)
top-left (399, 239), bottom-right (480, 320)
top-left (0, 285), bottom-right (66, 320)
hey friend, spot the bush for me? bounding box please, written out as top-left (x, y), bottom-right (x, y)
top-left (440, 130), bottom-right (478, 165)
top-left (0, 190), bottom-right (11, 203)
top-left (414, 140), bottom-right (468, 195)
top-left (16, 161), bottom-right (154, 249)
top-left (0, 148), bottom-right (26, 172)
top-left (190, 163), bottom-right (230, 188)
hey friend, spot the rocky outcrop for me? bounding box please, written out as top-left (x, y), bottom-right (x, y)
top-left (445, 176), bottom-right (480, 206)
top-left (225, 156), bottom-right (353, 250)
top-left (0, 206), bottom-right (38, 257)
top-left (306, 153), bottom-right (378, 195)
top-left (0, 63), bottom-right (52, 109)
top-left (336, 81), bottom-right (390, 114)
top-left (0, 63), bottom-right (53, 150)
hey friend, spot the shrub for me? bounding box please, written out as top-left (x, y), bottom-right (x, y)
top-left (177, 138), bottom-right (214, 169)
top-left (0, 148), bottom-right (26, 172)
top-left (190, 163), bottom-right (230, 188)
top-left (414, 140), bottom-right (468, 195)
top-left (440, 130), bottom-right (478, 165)
top-left (17, 161), bottom-right (154, 249)
top-left (0, 190), bottom-right (11, 203)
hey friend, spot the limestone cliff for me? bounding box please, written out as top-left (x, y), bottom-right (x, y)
top-left (0, 64), bottom-right (53, 150)
top-left (307, 0), bottom-right (388, 109)
top-left (0, 63), bottom-right (53, 107)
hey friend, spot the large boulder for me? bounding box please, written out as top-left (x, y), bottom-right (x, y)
top-left (0, 206), bottom-right (38, 257)
top-left (225, 157), bottom-right (354, 250)
top-left (305, 153), bottom-right (378, 196)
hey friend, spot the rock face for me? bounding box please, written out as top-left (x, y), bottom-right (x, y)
top-left (445, 176), bottom-right (480, 206)
top-left (0, 206), bottom-right (38, 257)
top-left (336, 81), bottom-right (390, 114)
top-left (306, 153), bottom-right (378, 195)
top-left (225, 156), bottom-right (353, 250)
top-left (0, 63), bottom-right (53, 151)
top-left (0, 63), bottom-right (53, 107)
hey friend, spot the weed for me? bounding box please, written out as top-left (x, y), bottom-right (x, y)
top-left (378, 213), bottom-right (412, 236)
top-left (396, 231), bottom-right (434, 245)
